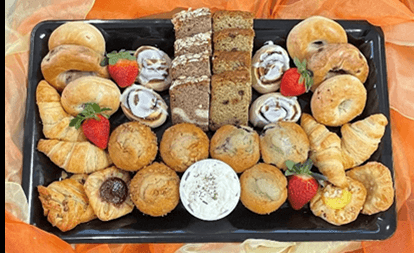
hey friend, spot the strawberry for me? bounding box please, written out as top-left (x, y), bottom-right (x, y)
top-left (284, 159), bottom-right (320, 210)
top-left (69, 103), bottom-right (111, 149)
top-left (280, 58), bottom-right (313, 96)
top-left (106, 50), bottom-right (139, 88)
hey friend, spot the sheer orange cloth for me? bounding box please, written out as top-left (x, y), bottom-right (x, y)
top-left (5, 0), bottom-right (414, 252)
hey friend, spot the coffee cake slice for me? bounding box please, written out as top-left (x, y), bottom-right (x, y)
top-left (170, 52), bottom-right (211, 80)
top-left (174, 32), bottom-right (212, 57)
top-left (172, 8), bottom-right (212, 39)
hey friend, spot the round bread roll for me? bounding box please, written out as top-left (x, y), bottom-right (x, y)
top-left (108, 122), bottom-right (158, 172)
top-left (240, 163), bottom-right (287, 215)
top-left (61, 76), bottom-right (121, 117)
top-left (41, 44), bottom-right (109, 91)
top-left (286, 16), bottom-right (347, 62)
top-left (260, 121), bottom-right (310, 170)
top-left (308, 43), bottom-right (369, 91)
top-left (48, 21), bottom-right (106, 55)
top-left (130, 162), bottom-right (180, 217)
top-left (160, 123), bottom-right (209, 172)
top-left (210, 125), bottom-right (260, 173)
top-left (311, 74), bottom-right (367, 126)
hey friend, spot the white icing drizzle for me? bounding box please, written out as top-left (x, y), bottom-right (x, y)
top-left (172, 7), bottom-right (211, 22)
top-left (136, 48), bottom-right (171, 85)
top-left (174, 32), bottom-right (212, 52)
top-left (169, 75), bottom-right (210, 90)
top-left (253, 41), bottom-right (290, 83)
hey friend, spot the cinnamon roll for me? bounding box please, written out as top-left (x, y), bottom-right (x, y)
top-left (251, 41), bottom-right (290, 94)
top-left (134, 46), bottom-right (172, 92)
top-left (120, 84), bottom-right (168, 128)
top-left (249, 92), bottom-right (301, 128)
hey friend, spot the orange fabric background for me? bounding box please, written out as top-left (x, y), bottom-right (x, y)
top-left (4, 0), bottom-right (414, 252)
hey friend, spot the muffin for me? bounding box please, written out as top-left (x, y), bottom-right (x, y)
top-left (210, 125), bottom-right (260, 173)
top-left (260, 122), bottom-right (310, 170)
top-left (240, 163), bottom-right (288, 214)
top-left (129, 162), bottom-right (180, 217)
top-left (108, 121), bottom-right (158, 172)
top-left (160, 123), bottom-right (209, 172)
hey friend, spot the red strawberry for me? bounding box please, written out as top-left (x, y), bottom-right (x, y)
top-left (280, 58), bottom-right (313, 96)
top-left (106, 50), bottom-right (139, 88)
top-left (285, 159), bottom-right (319, 210)
top-left (69, 103), bottom-right (111, 149)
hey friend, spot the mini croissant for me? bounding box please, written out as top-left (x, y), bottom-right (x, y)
top-left (341, 114), bottom-right (388, 169)
top-left (301, 113), bottom-right (348, 188)
top-left (37, 139), bottom-right (112, 174)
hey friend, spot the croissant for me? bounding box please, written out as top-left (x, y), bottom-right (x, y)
top-left (37, 139), bottom-right (112, 174)
top-left (341, 114), bottom-right (388, 169)
top-left (36, 80), bottom-right (86, 142)
top-left (301, 113), bottom-right (348, 188)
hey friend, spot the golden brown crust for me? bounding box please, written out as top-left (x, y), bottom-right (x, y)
top-left (311, 75), bottom-right (367, 127)
top-left (160, 123), bottom-right (209, 172)
top-left (240, 163), bottom-right (287, 214)
top-left (210, 125), bottom-right (260, 173)
top-left (260, 122), bottom-right (310, 170)
top-left (61, 76), bottom-right (121, 117)
top-left (107, 122), bottom-right (158, 172)
top-left (310, 177), bottom-right (367, 226)
top-left (346, 162), bottom-right (394, 215)
top-left (129, 162), bottom-right (180, 217)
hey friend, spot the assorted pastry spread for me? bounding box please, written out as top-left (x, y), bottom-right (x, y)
top-left (35, 13), bottom-right (394, 232)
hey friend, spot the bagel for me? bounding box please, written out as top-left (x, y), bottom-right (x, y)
top-left (308, 43), bottom-right (369, 91)
top-left (41, 44), bottom-right (109, 91)
top-left (311, 75), bottom-right (367, 126)
top-left (48, 21), bottom-right (106, 55)
top-left (286, 16), bottom-right (347, 62)
top-left (61, 76), bottom-right (120, 117)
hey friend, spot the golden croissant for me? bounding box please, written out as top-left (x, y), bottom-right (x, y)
top-left (300, 113), bottom-right (348, 188)
top-left (37, 139), bottom-right (112, 174)
top-left (341, 114), bottom-right (388, 169)
top-left (36, 80), bottom-right (86, 142)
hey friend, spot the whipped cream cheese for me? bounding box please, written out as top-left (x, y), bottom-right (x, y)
top-left (180, 159), bottom-right (240, 221)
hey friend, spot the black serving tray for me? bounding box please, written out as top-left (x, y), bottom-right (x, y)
top-left (22, 19), bottom-right (396, 243)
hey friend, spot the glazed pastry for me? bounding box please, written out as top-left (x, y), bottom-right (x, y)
top-left (249, 92), bottom-right (301, 128)
top-left (286, 16), bottom-right (347, 62)
top-left (160, 123), bottom-right (209, 172)
top-left (37, 139), bottom-right (112, 174)
top-left (251, 41), bottom-right (290, 94)
top-left (180, 159), bottom-right (240, 221)
top-left (129, 162), bottom-right (180, 217)
top-left (41, 44), bottom-right (110, 91)
top-left (210, 125), bottom-right (260, 173)
top-left (37, 177), bottom-right (96, 232)
top-left (311, 75), bottom-right (367, 127)
top-left (300, 114), bottom-right (348, 188)
top-left (61, 76), bottom-right (121, 117)
top-left (107, 121), bottom-right (158, 172)
top-left (310, 177), bottom-right (367, 226)
top-left (48, 21), bottom-right (106, 55)
top-left (341, 114), bottom-right (388, 169)
top-left (36, 80), bottom-right (86, 142)
top-left (260, 122), bottom-right (309, 171)
top-left (134, 46), bottom-right (172, 92)
top-left (84, 166), bottom-right (134, 221)
top-left (308, 43), bottom-right (369, 91)
top-left (240, 163), bottom-right (287, 215)
top-left (120, 84), bottom-right (168, 128)
top-left (346, 162), bottom-right (394, 215)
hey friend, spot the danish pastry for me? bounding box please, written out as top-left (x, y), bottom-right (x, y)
top-left (346, 162), bottom-right (394, 215)
top-left (84, 166), bottom-right (134, 221)
top-left (61, 76), bottom-right (121, 117)
top-left (310, 177), bottom-right (367, 226)
top-left (240, 163), bottom-right (287, 215)
top-left (286, 16), bottom-right (347, 62)
top-left (129, 162), bottom-right (180, 217)
top-left (311, 75), bottom-right (367, 126)
top-left (210, 125), bottom-right (260, 173)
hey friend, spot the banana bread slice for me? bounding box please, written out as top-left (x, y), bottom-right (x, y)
top-left (213, 28), bottom-right (255, 53)
top-left (212, 51), bottom-right (251, 74)
top-left (212, 10), bottom-right (254, 32)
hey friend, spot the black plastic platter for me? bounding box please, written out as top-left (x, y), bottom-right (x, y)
top-left (22, 19), bottom-right (396, 243)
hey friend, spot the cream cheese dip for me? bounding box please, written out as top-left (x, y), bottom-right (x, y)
top-left (180, 159), bottom-right (241, 221)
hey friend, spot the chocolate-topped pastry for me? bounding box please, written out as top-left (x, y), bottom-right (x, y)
top-left (84, 166), bottom-right (134, 221)
top-left (120, 84), bottom-right (168, 128)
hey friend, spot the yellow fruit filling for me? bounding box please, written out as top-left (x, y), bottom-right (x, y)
top-left (323, 189), bottom-right (352, 209)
